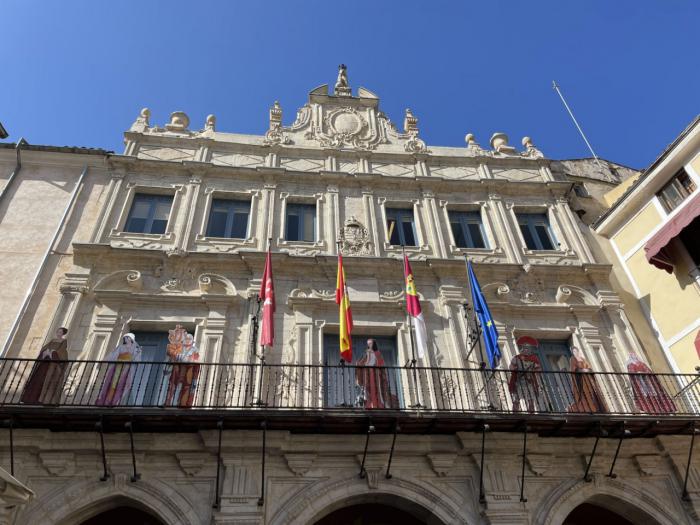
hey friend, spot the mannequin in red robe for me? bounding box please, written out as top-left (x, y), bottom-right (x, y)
top-left (355, 339), bottom-right (394, 409)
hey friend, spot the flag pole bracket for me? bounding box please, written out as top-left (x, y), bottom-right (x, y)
top-left (125, 420), bottom-right (140, 482)
top-left (95, 417), bottom-right (109, 481)
top-left (478, 423), bottom-right (489, 506)
top-left (583, 422), bottom-right (607, 482)
top-left (213, 419), bottom-right (223, 509)
top-left (385, 420), bottom-right (400, 479)
top-left (519, 422), bottom-right (528, 503)
top-left (606, 422), bottom-right (630, 479)
top-left (682, 422), bottom-right (698, 502)
top-left (359, 421), bottom-right (375, 479)
top-left (3, 417), bottom-right (14, 477)
top-left (258, 420), bottom-right (267, 507)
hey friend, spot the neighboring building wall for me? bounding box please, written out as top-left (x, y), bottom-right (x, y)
top-left (595, 124), bottom-right (700, 373)
top-left (0, 146), bottom-right (109, 357)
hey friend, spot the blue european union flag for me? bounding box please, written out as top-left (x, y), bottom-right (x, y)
top-left (468, 261), bottom-right (501, 368)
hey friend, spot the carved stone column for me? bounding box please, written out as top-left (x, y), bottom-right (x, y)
top-left (90, 168), bottom-right (126, 243)
top-left (488, 194), bottom-right (522, 265)
top-left (326, 185), bottom-right (339, 255)
top-left (46, 274), bottom-right (89, 354)
top-left (423, 191), bottom-right (447, 258)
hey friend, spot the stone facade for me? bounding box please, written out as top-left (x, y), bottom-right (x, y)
top-left (0, 71), bottom-right (698, 524)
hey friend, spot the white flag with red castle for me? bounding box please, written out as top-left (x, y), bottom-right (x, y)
top-left (259, 249), bottom-right (275, 348)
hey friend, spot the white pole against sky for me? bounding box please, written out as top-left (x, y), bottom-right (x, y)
top-left (552, 80), bottom-right (603, 170)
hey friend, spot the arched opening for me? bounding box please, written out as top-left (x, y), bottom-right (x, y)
top-left (314, 503), bottom-right (425, 525)
top-left (562, 495), bottom-right (663, 525)
top-left (79, 505), bottom-right (166, 525)
top-left (310, 495), bottom-right (448, 525)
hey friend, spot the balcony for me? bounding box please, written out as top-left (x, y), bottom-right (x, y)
top-left (1, 358), bottom-right (698, 438)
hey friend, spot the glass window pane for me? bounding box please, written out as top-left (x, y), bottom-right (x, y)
top-left (150, 219), bottom-right (167, 235)
top-left (286, 210), bottom-right (300, 241)
top-left (231, 212), bottom-right (248, 238)
top-left (126, 217), bottom-right (146, 233)
top-left (302, 208), bottom-right (315, 241)
top-left (129, 199), bottom-right (151, 219)
top-left (451, 221), bottom-right (467, 248)
top-left (535, 225), bottom-right (554, 250)
top-left (467, 223), bottom-right (486, 248)
top-left (401, 217), bottom-right (416, 246)
top-left (519, 223), bottom-right (536, 249)
top-left (153, 198), bottom-right (172, 221)
top-left (207, 210), bottom-right (228, 237)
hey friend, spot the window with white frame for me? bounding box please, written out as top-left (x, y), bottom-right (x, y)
top-left (206, 198), bottom-right (250, 239)
top-left (285, 203), bottom-right (316, 242)
top-left (386, 208), bottom-right (417, 246)
top-left (657, 168), bottom-right (697, 213)
top-left (449, 211), bottom-right (488, 249)
top-left (516, 213), bottom-right (557, 250)
top-left (124, 194), bottom-right (173, 235)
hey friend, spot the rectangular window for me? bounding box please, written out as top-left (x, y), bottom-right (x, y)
top-left (517, 213), bottom-right (556, 250)
top-left (386, 208), bottom-right (417, 246)
top-left (657, 169), bottom-right (697, 213)
top-left (449, 211), bottom-right (487, 249)
top-left (125, 194), bottom-right (173, 235)
top-left (206, 198), bottom-right (250, 239)
top-left (285, 203), bottom-right (316, 242)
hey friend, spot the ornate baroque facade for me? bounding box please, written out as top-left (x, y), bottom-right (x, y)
top-left (0, 70), bottom-right (698, 524)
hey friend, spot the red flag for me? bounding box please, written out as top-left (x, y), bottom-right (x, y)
top-left (335, 253), bottom-right (353, 363)
top-left (403, 255), bottom-right (427, 359)
top-left (259, 249), bottom-right (275, 348)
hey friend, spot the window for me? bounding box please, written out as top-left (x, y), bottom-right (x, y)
top-left (449, 211), bottom-right (488, 249)
top-left (285, 203), bottom-right (316, 242)
top-left (386, 208), bottom-right (417, 246)
top-left (206, 199), bottom-right (250, 239)
top-left (657, 169), bottom-right (697, 213)
top-left (517, 213), bottom-right (557, 250)
top-left (124, 194), bottom-right (173, 235)
top-left (573, 183), bottom-right (590, 198)
top-left (679, 216), bottom-right (700, 266)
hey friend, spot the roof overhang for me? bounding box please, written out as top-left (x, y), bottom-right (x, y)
top-left (594, 115), bottom-right (700, 236)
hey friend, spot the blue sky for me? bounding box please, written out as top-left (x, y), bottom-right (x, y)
top-left (1, 1), bottom-right (698, 169)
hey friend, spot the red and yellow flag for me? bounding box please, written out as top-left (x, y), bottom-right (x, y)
top-left (336, 253), bottom-right (354, 363)
top-left (404, 255), bottom-right (427, 359)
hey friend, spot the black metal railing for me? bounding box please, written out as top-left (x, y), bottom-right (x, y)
top-left (1, 358), bottom-right (699, 417)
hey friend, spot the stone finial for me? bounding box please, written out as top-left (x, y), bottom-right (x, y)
top-left (521, 136), bottom-right (544, 158)
top-left (490, 132), bottom-right (516, 153)
top-left (205, 114), bottom-right (216, 132)
top-left (465, 133), bottom-right (479, 147)
top-left (166, 111), bottom-right (190, 132)
top-left (404, 109), bottom-right (419, 134)
top-left (334, 64), bottom-right (351, 96)
top-left (130, 107), bottom-right (150, 131)
top-left (269, 101), bottom-right (283, 126)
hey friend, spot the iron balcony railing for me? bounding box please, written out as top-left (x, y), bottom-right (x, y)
top-left (1, 357), bottom-right (699, 417)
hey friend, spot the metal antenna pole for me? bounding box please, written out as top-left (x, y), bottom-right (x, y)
top-left (552, 81), bottom-right (603, 170)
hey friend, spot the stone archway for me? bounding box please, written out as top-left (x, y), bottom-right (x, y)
top-left (268, 476), bottom-right (473, 525)
top-left (18, 478), bottom-right (201, 525)
top-left (312, 500), bottom-right (439, 525)
top-left (79, 499), bottom-right (166, 525)
top-left (536, 479), bottom-right (684, 525)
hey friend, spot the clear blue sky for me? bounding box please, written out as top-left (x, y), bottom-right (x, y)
top-left (1, 1), bottom-right (698, 169)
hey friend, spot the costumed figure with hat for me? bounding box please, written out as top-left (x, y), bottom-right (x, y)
top-left (568, 347), bottom-right (608, 413)
top-left (96, 332), bottom-right (142, 406)
top-left (508, 336), bottom-right (544, 413)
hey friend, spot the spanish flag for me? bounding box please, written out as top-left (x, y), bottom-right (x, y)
top-left (404, 255), bottom-right (427, 359)
top-left (259, 248), bottom-right (275, 348)
top-left (336, 253), bottom-right (354, 363)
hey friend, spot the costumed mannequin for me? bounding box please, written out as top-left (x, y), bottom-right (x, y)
top-left (508, 336), bottom-right (544, 413)
top-left (355, 339), bottom-right (395, 409)
top-left (96, 333), bottom-right (142, 406)
top-left (21, 327), bottom-right (69, 405)
top-left (627, 353), bottom-right (677, 414)
top-left (568, 347), bottom-right (608, 413)
top-left (164, 325), bottom-right (200, 407)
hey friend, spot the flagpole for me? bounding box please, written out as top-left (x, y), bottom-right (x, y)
top-left (254, 238), bottom-right (272, 406)
top-left (402, 246), bottom-right (423, 408)
top-left (463, 255), bottom-right (487, 369)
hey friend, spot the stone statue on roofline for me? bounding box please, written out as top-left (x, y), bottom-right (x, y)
top-left (334, 64), bottom-right (351, 96)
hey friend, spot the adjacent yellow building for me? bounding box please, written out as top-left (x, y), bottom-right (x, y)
top-left (594, 115), bottom-right (700, 372)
